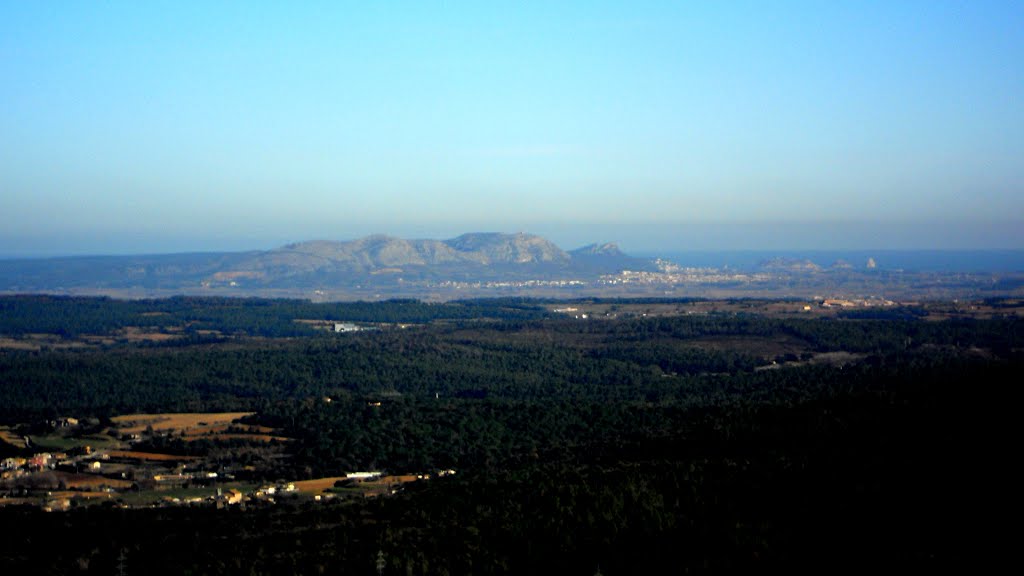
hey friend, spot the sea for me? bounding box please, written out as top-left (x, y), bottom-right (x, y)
top-left (641, 250), bottom-right (1024, 273)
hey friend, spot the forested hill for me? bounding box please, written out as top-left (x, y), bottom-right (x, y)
top-left (0, 294), bottom-right (550, 339)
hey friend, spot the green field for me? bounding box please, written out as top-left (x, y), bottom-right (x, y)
top-left (28, 434), bottom-right (91, 451)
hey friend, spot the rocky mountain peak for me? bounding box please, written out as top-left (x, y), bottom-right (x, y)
top-left (444, 233), bottom-right (569, 264)
top-left (571, 242), bottom-right (623, 257)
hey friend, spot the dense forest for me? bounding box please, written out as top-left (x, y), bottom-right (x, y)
top-left (0, 297), bottom-right (1019, 573)
top-left (0, 295), bottom-right (551, 338)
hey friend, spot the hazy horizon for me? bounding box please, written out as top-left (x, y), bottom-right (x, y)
top-left (2, 221), bottom-right (1023, 261)
top-left (3, 3), bottom-right (1023, 257)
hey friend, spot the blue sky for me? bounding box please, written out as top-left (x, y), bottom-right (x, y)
top-left (1, 1), bottom-right (1022, 255)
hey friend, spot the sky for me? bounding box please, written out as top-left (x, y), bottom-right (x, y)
top-left (1, 1), bottom-right (1022, 256)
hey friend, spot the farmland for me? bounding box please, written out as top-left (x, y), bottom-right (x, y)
top-left (111, 412), bottom-right (255, 435)
top-left (1, 407), bottom-right (444, 513)
top-left (0, 426), bottom-right (27, 450)
top-left (2, 411), bottom-right (294, 509)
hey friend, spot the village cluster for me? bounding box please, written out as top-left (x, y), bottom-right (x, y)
top-left (0, 414), bottom-right (454, 512)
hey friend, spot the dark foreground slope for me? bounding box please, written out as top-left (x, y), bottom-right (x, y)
top-left (0, 298), bottom-right (1019, 574)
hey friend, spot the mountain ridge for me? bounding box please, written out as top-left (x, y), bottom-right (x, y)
top-left (0, 232), bottom-right (654, 294)
top-left (243, 232), bottom-right (574, 273)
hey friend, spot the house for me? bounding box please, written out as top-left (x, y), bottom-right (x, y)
top-left (51, 417), bottom-right (79, 428)
top-left (43, 498), bottom-right (71, 512)
top-left (1, 457), bottom-right (26, 470)
top-left (821, 299), bottom-right (856, 308)
top-left (254, 485), bottom-right (278, 498)
top-left (28, 453), bottom-right (52, 470)
top-left (152, 473), bottom-right (189, 486)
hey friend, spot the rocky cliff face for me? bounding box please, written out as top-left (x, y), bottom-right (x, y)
top-left (444, 233), bottom-right (570, 264)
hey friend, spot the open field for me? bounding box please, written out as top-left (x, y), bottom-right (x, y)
top-left (79, 433), bottom-right (122, 447)
top-left (293, 475), bottom-right (424, 497)
top-left (107, 450), bottom-right (199, 462)
top-left (118, 326), bottom-right (182, 342)
top-left (0, 335), bottom-right (90, 351)
top-left (24, 431), bottom-right (122, 452)
top-left (115, 483), bottom-right (262, 507)
top-left (179, 423), bottom-right (284, 439)
top-left (0, 497), bottom-right (37, 507)
top-left (291, 476), bottom-right (349, 494)
top-left (1, 326), bottom-right (184, 350)
top-left (53, 471), bottom-right (133, 490)
top-left (2, 470), bottom-right (131, 492)
top-left (182, 433), bottom-right (289, 443)
top-left (757, 351), bottom-right (866, 372)
top-left (28, 434), bottom-right (96, 451)
top-left (358, 475), bottom-right (424, 497)
top-left (0, 427), bottom-right (28, 449)
top-left (0, 337), bottom-right (44, 351)
top-left (180, 424), bottom-right (231, 436)
top-left (111, 412), bottom-right (255, 435)
top-left (48, 490), bottom-right (113, 500)
top-left (364, 475), bottom-right (421, 486)
top-left (111, 412), bottom-right (286, 444)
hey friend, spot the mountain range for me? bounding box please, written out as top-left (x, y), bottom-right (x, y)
top-left (0, 233), bottom-right (655, 295)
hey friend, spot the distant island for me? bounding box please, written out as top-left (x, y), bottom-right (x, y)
top-left (1, 232), bottom-right (1022, 301)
